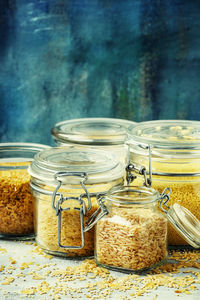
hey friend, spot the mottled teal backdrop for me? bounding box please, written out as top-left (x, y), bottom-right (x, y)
top-left (0, 0), bottom-right (200, 145)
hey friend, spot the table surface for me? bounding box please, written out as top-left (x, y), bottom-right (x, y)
top-left (0, 240), bottom-right (199, 300)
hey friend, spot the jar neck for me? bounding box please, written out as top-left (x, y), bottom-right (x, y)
top-left (106, 199), bottom-right (158, 210)
top-left (105, 186), bottom-right (159, 209)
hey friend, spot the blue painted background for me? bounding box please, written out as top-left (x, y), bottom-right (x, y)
top-left (0, 0), bottom-right (200, 145)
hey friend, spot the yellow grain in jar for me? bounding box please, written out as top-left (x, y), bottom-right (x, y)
top-left (29, 146), bottom-right (124, 257)
top-left (0, 143), bottom-right (49, 239)
top-left (127, 120), bottom-right (200, 247)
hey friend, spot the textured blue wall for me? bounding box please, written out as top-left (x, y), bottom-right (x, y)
top-left (0, 0), bottom-right (200, 145)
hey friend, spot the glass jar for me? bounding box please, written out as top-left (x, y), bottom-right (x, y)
top-left (87, 185), bottom-right (200, 273)
top-left (51, 118), bottom-right (136, 166)
top-left (94, 186), bottom-right (168, 273)
top-left (0, 142), bottom-right (50, 240)
top-left (28, 146), bottom-right (124, 258)
top-left (127, 120), bottom-right (200, 247)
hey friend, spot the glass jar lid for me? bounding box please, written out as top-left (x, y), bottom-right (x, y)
top-left (0, 142), bottom-right (50, 163)
top-left (128, 120), bottom-right (200, 150)
top-left (165, 203), bottom-right (200, 248)
top-left (51, 118), bottom-right (136, 145)
top-left (28, 147), bottom-right (124, 184)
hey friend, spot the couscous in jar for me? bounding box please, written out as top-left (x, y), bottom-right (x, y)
top-left (127, 120), bottom-right (200, 247)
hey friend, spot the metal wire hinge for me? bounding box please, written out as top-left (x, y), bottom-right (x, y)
top-left (84, 194), bottom-right (109, 232)
top-left (51, 171), bottom-right (90, 249)
top-left (126, 145), bottom-right (152, 187)
top-left (159, 187), bottom-right (172, 213)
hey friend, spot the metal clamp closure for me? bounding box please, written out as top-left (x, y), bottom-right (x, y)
top-left (51, 171), bottom-right (90, 249)
top-left (84, 194), bottom-right (109, 232)
top-left (159, 187), bottom-right (172, 213)
top-left (126, 145), bottom-right (152, 187)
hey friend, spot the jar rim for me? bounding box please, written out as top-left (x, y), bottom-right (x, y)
top-left (51, 118), bottom-right (136, 145)
top-left (0, 142), bottom-right (50, 151)
top-left (128, 120), bottom-right (200, 152)
top-left (28, 146), bottom-right (124, 184)
top-left (0, 142), bottom-right (50, 163)
top-left (106, 185), bottom-right (159, 205)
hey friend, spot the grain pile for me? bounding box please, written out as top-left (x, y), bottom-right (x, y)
top-left (95, 207), bottom-right (167, 271)
top-left (0, 162), bottom-right (34, 236)
top-left (0, 241), bottom-right (200, 299)
top-left (36, 194), bottom-right (99, 257)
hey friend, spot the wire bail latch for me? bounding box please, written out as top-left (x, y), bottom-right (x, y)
top-left (84, 194), bottom-right (108, 232)
top-left (51, 171), bottom-right (90, 249)
top-left (159, 187), bottom-right (172, 213)
top-left (126, 144), bottom-right (152, 187)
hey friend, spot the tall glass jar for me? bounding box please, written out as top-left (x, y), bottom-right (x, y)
top-left (28, 146), bottom-right (124, 257)
top-left (0, 142), bottom-right (49, 240)
top-left (51, 118), bottom-right (136, 166)
top-left (127, 120), bottom-right (200, 247)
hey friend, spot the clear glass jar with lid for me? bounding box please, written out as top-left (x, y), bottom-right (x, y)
top-left (51, 118), bottom-right (136, 166)
top-left (28, 146), bottom-right (124, 257)
top-left (0, 142), bottom-right (50, 240)
top-left (86, 185), bottom-right (200, 273)
top-left (126, 120), bottom-right (200, 247)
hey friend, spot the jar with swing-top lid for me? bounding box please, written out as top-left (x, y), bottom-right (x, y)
top-left (126, 120), bottom-right (200, 247)
top-left (0, 142), bottom-right (50, 240)
top-left (28, 146), bottom-right (124, 257)
top-left (85, 185), bottom-right (200, 273)
top-left (51, 117), bottom-right (136, 166)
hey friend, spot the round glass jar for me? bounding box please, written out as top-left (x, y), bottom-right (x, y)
top-left (93, 186), bottom-right (168, 273)
top-left (28, 146), bottom-right (124, 258)
top-left (51, 118), bottom-right (136, 166)
top-left (0, 142), bottom-right (50, 240)
top-left (127, 120), bottom-right (200, 247)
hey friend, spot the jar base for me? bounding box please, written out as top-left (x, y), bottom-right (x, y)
top-left (0, 233), bottom-right (35, 241)
top-left (36, 242), bottom-right (94, 260)
top-left (94, 257), bottom-right (168, 274)
top-left (168, 245), bottom-right (194, 250)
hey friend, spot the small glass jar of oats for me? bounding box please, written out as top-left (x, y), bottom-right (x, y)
top-left (28, 146), bottom-right (124, 258)
top-left (0, 142), bottom-right (49, 240)
top-left (126, 120), bottom-right (200, 247)
top-left (89, 186), bottom-right (200, 273)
